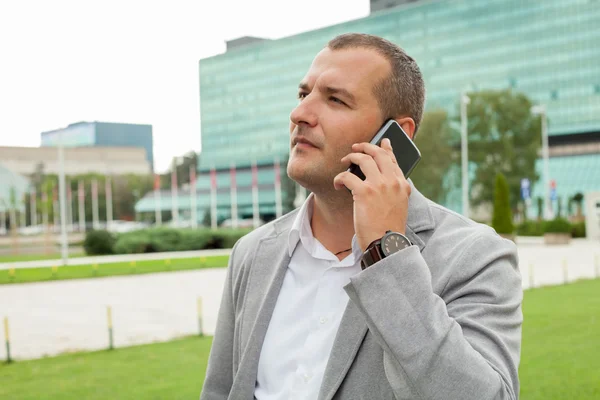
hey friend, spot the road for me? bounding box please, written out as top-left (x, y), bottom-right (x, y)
top-left (0, 238), bottom-right (598, 361)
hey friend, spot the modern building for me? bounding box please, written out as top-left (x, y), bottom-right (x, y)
top-left (0, 162), bottom-right (30, 233)
top-left (139, 0), bottom-right (600, 224)
top-left (0, 146), bottom-right (152, 176)
top-left (41, 121), bottom-right (155, 170)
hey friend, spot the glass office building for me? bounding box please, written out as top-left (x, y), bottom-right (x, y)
top-left (193, 0), bottom-right (600, 223)
top-left (42, 121), bottom-right (155, 170)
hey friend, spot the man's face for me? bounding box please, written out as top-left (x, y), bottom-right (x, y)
top-left (287, 47), bottom-right (389, 193)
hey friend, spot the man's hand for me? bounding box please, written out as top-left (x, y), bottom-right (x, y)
top-left (334, 138), bottom-right (411, 252)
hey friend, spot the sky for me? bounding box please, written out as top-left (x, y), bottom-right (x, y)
top-left (0, 0), bottom-right (370, 173)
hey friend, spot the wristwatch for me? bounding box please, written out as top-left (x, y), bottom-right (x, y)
top-left (361, 230), bottom-right (412, 270)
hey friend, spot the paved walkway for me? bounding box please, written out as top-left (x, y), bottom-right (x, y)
top-left (0, 238), bottom-right (598, 361)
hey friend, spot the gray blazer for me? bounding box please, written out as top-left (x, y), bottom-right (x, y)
top-left (200, 183), bottom-right (523, 400)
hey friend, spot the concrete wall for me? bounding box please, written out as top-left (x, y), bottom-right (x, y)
top-left (0, 146), bottom-right (151, 176)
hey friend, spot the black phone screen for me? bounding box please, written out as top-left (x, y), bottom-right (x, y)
top-left (348, 119), bottom-right (422, 180)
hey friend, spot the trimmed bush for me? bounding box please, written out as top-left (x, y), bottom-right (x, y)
top-left (110, 227), bottom-right (253, 255)
top-left (543, 218), bottom-right (571, 234)
top-left (570, 221), bottom-right (586, 238)
top-left (516, 220), bottom-right (544, 236)
top-left (492, 173), bottom-right (514, 235)
top-left (83, 230), bottom-right (116, 255)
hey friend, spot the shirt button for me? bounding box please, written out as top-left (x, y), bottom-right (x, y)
top-left (319, 316), bottom-right (328, 324)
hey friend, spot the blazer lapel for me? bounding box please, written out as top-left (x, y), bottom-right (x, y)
top-left (317, 180), bottom-right (434, 400)
top-left (317, 300), bottom-right (368, 400)
top-left (229, 230), bottom-right (291, 398)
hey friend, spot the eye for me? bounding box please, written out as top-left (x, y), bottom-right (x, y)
top-left (330, 96), bottom-right (346, 106)
top-left (298, 91), bottom-right (308, 101)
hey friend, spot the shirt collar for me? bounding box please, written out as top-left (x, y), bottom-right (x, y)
top-left (287, 193), bottom-right (362, 265)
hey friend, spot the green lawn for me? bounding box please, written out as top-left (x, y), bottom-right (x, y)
top-left (1, 279), bottom-right (598, 399)
top-left (0, 255), bottom-right (230, 285)
top-left (0, 336), bottom-right (213, 400)
top-left (0, 252), bottom-right (85, 263)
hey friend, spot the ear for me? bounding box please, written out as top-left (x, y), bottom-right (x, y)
top-left (395, 117), bottom-right (416, 140)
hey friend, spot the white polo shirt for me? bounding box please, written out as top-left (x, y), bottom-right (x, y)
top-left (255, 193), bottom-right (362, 400)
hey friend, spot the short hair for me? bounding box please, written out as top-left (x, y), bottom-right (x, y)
top-left (327, 33), bottom-right (426, 136)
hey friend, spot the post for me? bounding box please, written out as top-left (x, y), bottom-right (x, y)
top-left (197, 297), bottom-right (204, 337)
top-left (107, 306), bottom-right (114, 350)
top-left (171, 168), bottom-right (179, 226)
top-left (460, 93), bottom-right (470, 218)
top-left (4, 317), bottom-right (11, 363)
top-left (58, 131), bottom-right (69, 266)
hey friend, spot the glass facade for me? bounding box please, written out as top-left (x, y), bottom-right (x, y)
top-left (197, 0), bottom-right (600, 219)
top-left (41, 122), bottom-right (154, 169)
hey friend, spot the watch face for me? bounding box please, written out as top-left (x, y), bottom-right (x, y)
top-left (382, 233), bottom-right (410, 256)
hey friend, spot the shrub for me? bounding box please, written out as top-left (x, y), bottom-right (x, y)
top-left (516, 220), bottom-right (544, 236)
top-left (492, 173), bottom-right (514, 234)
top-left (83, 230), bottom-right (116, 255)
top-left (571, 221), bottom-right (586, 238)
top-left (543, 218), bottom-right (571, 234)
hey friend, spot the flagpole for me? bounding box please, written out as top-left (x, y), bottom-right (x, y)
top-left (274, 157), bottom-right (283, 219)
top-left (92, 178), bottom-right (99, 230)
top-left (30, 188), bottom-right (37, 227)
top-left (154, 174), bottom-right (162, 225)
top-left (78, 180), bottom-right (85, 232)
top-left (106, 176), bottom-right (113, 229)
top-left (190, 165), bottom-right (198, 229)
top-left (171, 168), bottom-right (179, 226)
top-left (210, 166), bottom-right (217, 230)
top-left (252, 161), bottom-right (260, 229)
top-left (230, 162), bottom-right (238, 229)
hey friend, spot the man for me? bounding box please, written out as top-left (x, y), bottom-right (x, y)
top-left (201, 33), bottom-right (522, 400)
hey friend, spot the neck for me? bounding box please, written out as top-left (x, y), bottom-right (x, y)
top-left (310, 189), bottom-right (355, 258)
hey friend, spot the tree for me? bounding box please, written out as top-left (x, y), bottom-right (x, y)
top-left (410, 109), bottom-right (457, 204)
top-left (492, 173), bottom-right (514, 235)
top-left (572, 192), bottom-right (584, 218)
top-left (462, 89), bottom-right (541, 212)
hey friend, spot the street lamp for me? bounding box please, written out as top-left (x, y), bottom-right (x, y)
top-left (531, 105), bottom-right (552, 220)
top-left (460, 92), bottom-right (471, 218)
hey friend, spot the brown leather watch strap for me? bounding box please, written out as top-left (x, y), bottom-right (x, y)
top-left (361, 238), bottom-right (384, 270)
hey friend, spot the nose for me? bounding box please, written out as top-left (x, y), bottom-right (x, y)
top-left (290, 94), bottom-right (318, 128)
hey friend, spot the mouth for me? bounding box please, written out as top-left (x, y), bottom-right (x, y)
top-left (293, 137), bottom-right (318, 149)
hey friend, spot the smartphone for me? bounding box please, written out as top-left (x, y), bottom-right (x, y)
top-left (347, 119), bottom-right (422, 180)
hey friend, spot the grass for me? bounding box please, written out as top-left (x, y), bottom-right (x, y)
top-left (0, 279), bottom-right (598, 399)
top-left (0, 336), bottom-right (213, 400)
top-left (0, 255), bottom-right (230, 285)
top-left (0, 252), bottom-right (85, 263)
top-left (519, 278), bottom-right (600, 399)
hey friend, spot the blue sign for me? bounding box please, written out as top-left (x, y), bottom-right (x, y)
top-left (550, 187), bottom-right (557, 201)
top-left (520, 178), bottom-right (530, 200)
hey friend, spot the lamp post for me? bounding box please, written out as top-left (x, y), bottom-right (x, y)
top-left (531, 105), bottom-right (552, 219)
top-left (460, 93), bottom-right (471, 218)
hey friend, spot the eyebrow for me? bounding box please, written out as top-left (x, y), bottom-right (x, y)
top-left (298, 82), bottom-right (357, 105)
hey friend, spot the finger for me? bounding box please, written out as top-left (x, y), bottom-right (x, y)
top-left (352, 141), bottom-right (397, 177)
top-left (341, 152), bottom-right (381, 181)
top-left (378, 139), bottom-right (407, 179)
top-left (334, 170), bottom-right (365, 192)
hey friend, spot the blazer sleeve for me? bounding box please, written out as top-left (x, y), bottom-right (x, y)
top-left (344, 233), bottom-right (523, 400)
top-left (200, 242), bottom-right (239, 400)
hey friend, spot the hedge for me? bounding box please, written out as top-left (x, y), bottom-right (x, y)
top-left (83, 227), bottom-right (253, 256)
